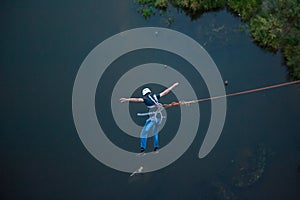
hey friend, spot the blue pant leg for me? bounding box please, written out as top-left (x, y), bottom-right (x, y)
top-left (152, 118), bottom-right (162, 148)
top-left (140, 119), bottom-right (155, 149)
top-left (153, 133), bottom-right (159, 148)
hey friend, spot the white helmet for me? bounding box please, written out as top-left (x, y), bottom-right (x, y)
top-left (142, 88), bottom-right (151, 96)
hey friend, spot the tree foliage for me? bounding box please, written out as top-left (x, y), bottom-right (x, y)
top-left (171, 0), bottom-right (226, 17)
top-left (227, 0), bottom-right (261, 21)
top-left (171, 0), bottom-right (226, 10)
top-left (283, 39), bottom-right (300, 78)
top-left (134, 0), bottom-right (300, 79)
top-left (135, 0), bottom-right (159, 18)
top-left (250, 14), bottom-right (282, 50)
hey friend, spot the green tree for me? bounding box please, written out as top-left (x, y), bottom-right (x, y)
top-left (250, 14), bottom-right (283, 50)
top-left (154, 0), bottom-right (169, 9)
top-left (227, 0), bottom-right (261, 21)
top-left (134, 0), bottom-right (300, 79)
top-left (283, 39), bottom-right (300, 79)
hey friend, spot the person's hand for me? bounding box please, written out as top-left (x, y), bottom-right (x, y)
top-left (169, 82), bottom-right (179, 92)
top-left (120, 98), bottom-right (128, 103)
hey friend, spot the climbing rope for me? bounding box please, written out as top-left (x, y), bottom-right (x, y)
top-left (162, 80), bottom-right (300, 108)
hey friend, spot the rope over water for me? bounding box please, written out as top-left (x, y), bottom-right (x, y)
top-left (162, 80), bottom-right (300, 108)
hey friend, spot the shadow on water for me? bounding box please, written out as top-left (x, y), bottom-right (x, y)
top-left (128, 171), bottom-right (152, 184)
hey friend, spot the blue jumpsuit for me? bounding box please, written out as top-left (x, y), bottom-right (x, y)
top-left (140, 93), bottom-right (162, 150)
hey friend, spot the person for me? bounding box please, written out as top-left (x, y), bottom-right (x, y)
top-left (120, 82), bottom-right (179, 153)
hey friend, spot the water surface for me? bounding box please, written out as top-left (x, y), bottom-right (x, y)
top-left (1, 1), bottom-right (300, 199)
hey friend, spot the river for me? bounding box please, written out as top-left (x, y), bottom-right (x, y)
top-left (1, 0), bottom-right (299, 199)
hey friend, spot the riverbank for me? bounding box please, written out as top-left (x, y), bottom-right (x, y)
top-left (135, 0), bottom-right (300, 79)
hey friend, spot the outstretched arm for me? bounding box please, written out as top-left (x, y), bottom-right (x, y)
top-left (120, 97), bottom-right (144, 103)
top-left (160, 82), bottom-right (179, 97)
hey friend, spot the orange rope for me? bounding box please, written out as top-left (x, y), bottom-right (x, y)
top-left (164, 80), bottom-right (300, 107)
top-left (163, 102), bottom-right (181, 108)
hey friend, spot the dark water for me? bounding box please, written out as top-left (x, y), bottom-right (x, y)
top-left (1, 0), bottom-right (300, 199)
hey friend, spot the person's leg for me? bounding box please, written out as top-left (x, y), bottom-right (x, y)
top-left (153, 132), bottom-right (159, 149)
top-left (140, 119), bottom-right (155, 150)
top-left (153, 117), bottom-right (162, 149)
